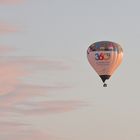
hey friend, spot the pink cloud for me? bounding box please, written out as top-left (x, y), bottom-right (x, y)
top-left (0, 45), bottom-right (15, 53)
top-left (0, 62), bottom-right (26, 96)
top-left (0, 51), bottom-right (86, 140)
top-left (0, 55), bottom-right (86, 118)
top-left (0, 0), bottom-right (24, 5)
top-left (14, 100), bottom-right (87, 115)
top-left (0, 84), bottom-right (70, 108)
top-left (0, 56), bottom-right (69, 71)
top-left (0, 54), bottom-right (71, 110)
top-left (0, 121), bottom-right (29, 133)
top-left (40, 100), bottom-right (87, 113)
top-left (0, 22), bottom-right (19, 34)
top-left (9, 57), bottom-right (70, 70)
top-left (27, 131), bottom-right (59, 140)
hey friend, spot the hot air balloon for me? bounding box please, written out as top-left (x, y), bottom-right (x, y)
top-left (87, 41), bottom-right (123, 87)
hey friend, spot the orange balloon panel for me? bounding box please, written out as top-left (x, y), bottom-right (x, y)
top-left (87, 41), bottom-right (123, 83)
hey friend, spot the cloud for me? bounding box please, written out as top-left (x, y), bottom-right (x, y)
top-left (0, 49), bottom-right (86, 140)
top-left (0, 45), bottom-right (15, 53)
top-left (0, 121), bottom-right (29, 133)
top-left (0, 114), bottom-right (58, 140)
top-left (0, 54), bottom-right (74, 113)
top-left (0, 126), bottom-right (56, 140)
top-left (0, 84), bottom-right (70, 108)
top-left (0, 55), bottom-right (69, 96)
top-left (13, 100), bottom-right (87, 115)
top-left (0, 61), bottom-right (26, 96)
top-left (0, 0), bottom-right (24, 5)
top-left (0, 56), bottom-right (69, 70)
top-left (27, 131), bottom-right (60, 140)
top-left (0, 22), bottom-right (19, 34)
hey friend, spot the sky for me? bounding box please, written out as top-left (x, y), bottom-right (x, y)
top-left (0, 0), bottom-right (140, 140)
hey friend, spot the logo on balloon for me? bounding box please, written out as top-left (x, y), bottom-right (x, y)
top-left (95, 52), bottom-right (111, 60)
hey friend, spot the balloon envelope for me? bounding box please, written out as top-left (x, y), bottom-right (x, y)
top-left (87, 41), bottom-right (123, 86)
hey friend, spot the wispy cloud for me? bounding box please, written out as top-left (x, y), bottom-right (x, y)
top-left (0, 55), bottom-right (69, 96)
top-left (0, 45), bottom-right (15, 53)
top-left (13, 100), bottom-right (87, 115)
top-left (0, 121), bottom-right (29, 133)
top-left (0, 61), bottom-right (26, 96)
top-left (0, 84), bottom-right (70, 108)
top-left (14, 130), bottom-right (59, 140)
top-left (0, 0), bottom-right (24, 5)
top-left (0, 47), bottom-right (86, 140)
top-left (0, 22), bottom-right (19, 34)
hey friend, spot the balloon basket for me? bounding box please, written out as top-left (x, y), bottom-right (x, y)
top-left (103, 83), bottom-right (107, 87)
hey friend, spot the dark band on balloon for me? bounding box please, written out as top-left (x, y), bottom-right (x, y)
top-left (99, 75), bottom-right (111, 83)
top-left (88, 41), bottom-right (122, 53)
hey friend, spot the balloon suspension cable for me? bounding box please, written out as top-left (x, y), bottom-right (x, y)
top-left (103, 83), bottom-right (107, 87)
